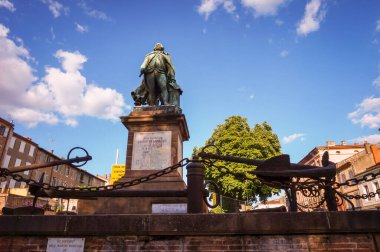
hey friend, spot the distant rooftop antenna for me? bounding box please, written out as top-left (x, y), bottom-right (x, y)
top-left (115, 148), bottom-right (119, 164)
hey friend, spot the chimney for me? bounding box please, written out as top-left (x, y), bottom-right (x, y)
top-left (326, 141), bottom-right (335, 146)
top-left (341, 140), bottom-right (346, 146)
top-left (50, 149), bottom-right (54, 154)
top-left (370, 145), bottom-right (380, 164)
top-left (365, 142), bottom-right (371, 154)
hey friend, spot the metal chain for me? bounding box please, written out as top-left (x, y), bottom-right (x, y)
top-left (0, 158), bottom-right (191, 193)
top-left (203, 159), bottom-right (331, 190)
top-left (2, 153), bottom-right (380, 202)
top-left (202, 157), bottom-right (380, 203)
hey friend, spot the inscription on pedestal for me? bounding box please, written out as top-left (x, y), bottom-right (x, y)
top-left (152, 203), bottom-right (187, 213)
top-left (132, 131), bottom-right (171, 170)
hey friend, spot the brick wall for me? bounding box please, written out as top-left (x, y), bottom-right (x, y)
top-left (3, 194), bottom-right (49, 209)
top-left (0, 195), bottom-right (5, 211)
top-left (0, 211), bottom-right (379, 252)
top-left (0, 234), bottom-right (377, 252)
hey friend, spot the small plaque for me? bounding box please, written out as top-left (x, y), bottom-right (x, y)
top-left (47, 238), bottom-right (85, 252)
top-left (132, 131), bottom-right (171, 170)
top-left (152, 203), bottom-right (187, 213)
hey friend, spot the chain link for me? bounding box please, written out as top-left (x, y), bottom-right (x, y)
top-left (201, 155), bottom-right (380, 207)
top-left (0, 158), bottom-right (191, 193)
top-left (2, 153), bottom-right (380, 207)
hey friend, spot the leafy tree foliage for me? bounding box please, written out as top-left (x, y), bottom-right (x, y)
top-left (194, 116), bottom-right (282, 203)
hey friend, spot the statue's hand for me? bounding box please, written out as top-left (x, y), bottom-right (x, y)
top-left (139, 68), bottom-right (145, 77)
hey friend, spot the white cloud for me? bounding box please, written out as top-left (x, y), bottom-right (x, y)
top-left (283, 133), bottom-right (305, 144)
top-left (348, 96), bottom-right (380, 129)
top-left (223, 0), bottom-right (236, 13)
top-left (0, 23), bottom-right (128, 128)
top-left (275, 19), bottom-right (284, 26)
top-left (50, 27), bottom-right (55, 40)
top-left (350, 134), bottom-right (380, 145)
top-left (280, 50), bottom-right (288, 57)
top-left (0, 0), bottom-right (15, 12)
top-left (78, 1), bottom-right (110, 21)
top-left (373, 76), bottom-right (380, 89)
top-left (249, 94), bottom-right (254, 99)
top-left (197, 0), bottom-right (237, 20)
top-left (376, 20), bottom-right (380, 32)
top-left (75, 23), bottom-right (88, 33)
top-left (241, 0), bottom-right (287, 17)
top-left (296, 0), bottom-right (326, 36)
top-left (42, 0), bottom-right (67, 18)
top-left (0, 24), bottom-right (36, 105)
top-left (10, 108), bottom-right (59, 128)
top-left (0, 23), bottom-right (9, 37)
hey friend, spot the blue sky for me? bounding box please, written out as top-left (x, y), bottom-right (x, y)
top-left (0, 0), bottom-right (380, 176)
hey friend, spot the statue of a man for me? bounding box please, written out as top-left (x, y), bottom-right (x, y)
top-left (140, 43), bottom-right (174, 105)
top-left (131, 43), bottom-right (182, 107)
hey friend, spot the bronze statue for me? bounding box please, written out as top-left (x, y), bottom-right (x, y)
top-left (131, 43), bottom-right (182, 107)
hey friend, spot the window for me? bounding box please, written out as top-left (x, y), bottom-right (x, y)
top-left (23, 162), bottom-right (30, 175)
top-left (52, 177), bottom-right (57, 187)
top-left (80, 173), bottom-right (84, 183)
top-left (341, 174), bottom-right (347, 188)
top-left (363, 185), bottom-right (371, 201)
top-left (374, 181), bottom-right (380, 191)
top-left (39, 154), bottom-right (45, 164)
top-left (34, 170), bottom-right (40, 181)
top-left (65, 167), bottom-right (70, 176)
top-left (2, 154), bottom-right (11, 168)
top-left (15, 158), bottom-right (21, 167)
top-left (9, 137), bottom-right (15, 148)
top-left (19, 141), bottom-right (26, 153)
top-left (0, 125), bottom-right (5, 136)
top-left (348, 170), bottom-right (354, 179)
top-left (28, 146), bottom-right (35, 157)
top-left (0, 181), bottom-right (7, 193)
top-left (374, 181), bottom-right (380, 199)
top-left (4, 127), bottom-right (9, 137)
top-left (8, 179), bottom-right (16, 189)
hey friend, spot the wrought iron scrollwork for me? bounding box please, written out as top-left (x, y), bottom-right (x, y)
top-left (203, 180), bottom-right (220, 209)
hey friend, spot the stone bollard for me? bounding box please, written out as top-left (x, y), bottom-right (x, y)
top-left (186, 161), bottom-right (205, 213)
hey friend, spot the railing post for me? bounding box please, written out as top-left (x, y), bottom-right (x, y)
top-left (186, 161), bottom-right (205, 213)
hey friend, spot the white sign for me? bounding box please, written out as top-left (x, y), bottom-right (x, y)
top-left (132, 131), bottom-right (171, 170)
top-left (47, 238), bottom-right (85, 252)
top-left (152, 203), bottom-right (187, 214)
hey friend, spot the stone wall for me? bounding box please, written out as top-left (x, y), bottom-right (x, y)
top-left (0, 234), bottom-right (377, 252)
top-left (0, 211), bottom-right (379, 252)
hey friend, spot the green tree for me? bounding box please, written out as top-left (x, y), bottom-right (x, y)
top-left (194, 116), bottom-right (281, 204)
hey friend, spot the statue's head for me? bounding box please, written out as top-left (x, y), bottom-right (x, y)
top-left (153, 43), bottom-right (164, 51)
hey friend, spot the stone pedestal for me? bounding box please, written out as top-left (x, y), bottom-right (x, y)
top-left (121, 105), bottom-right (189, 178)
top-left (78, 106), bottom-right (190, 214)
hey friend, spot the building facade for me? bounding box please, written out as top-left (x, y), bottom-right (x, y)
top-left (0, 117), bottom-right (105, 213)
top-left (296, 141), bottom-right (365, 211)
top-left (336, 143), bottom-right (380, 210)
top-left (0, 132), bottom-right (38, 193)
